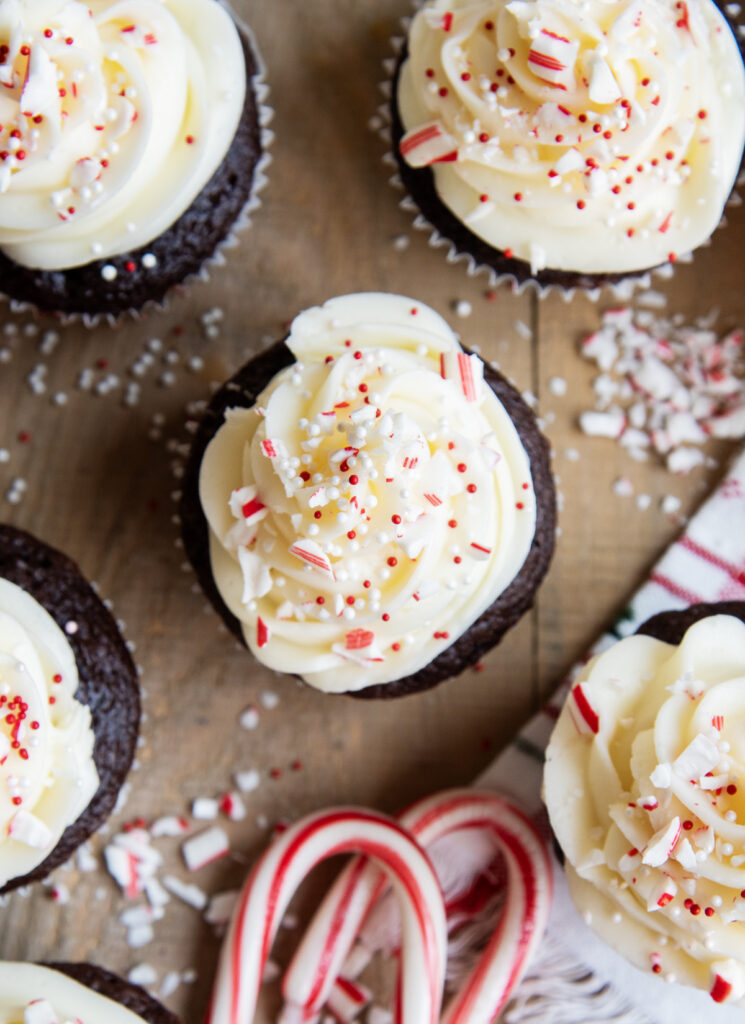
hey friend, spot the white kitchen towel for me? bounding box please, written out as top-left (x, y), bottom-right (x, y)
top-left (481, 448), bottom-right (745, 1024)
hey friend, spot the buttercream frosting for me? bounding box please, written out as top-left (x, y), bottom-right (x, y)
top-left (397, 0), bottom-right (745, 275)
top-left (199, 293), bottom-right (537, 694)
top-left (0, 0), bottom-right (246, 270)
top-left (0, 578), bottom-right (98, 888)
top-left (544, 615), bottom-right (745, 1005)
top-left (0, 963), bottom-right (148, 1023)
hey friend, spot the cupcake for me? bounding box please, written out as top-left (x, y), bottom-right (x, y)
top-left (0, 0), bottom-right (266, 321)
top-left (0, 525), bottom-right (139, 894)
top-left (544, 604), bottom-right (745, 1005)
top-left (180, 293), bottom-right (555, 698)
top-left (0, 962), bottom-right (179, 1023)
top-left (391, 0), bottom-right (745, 291)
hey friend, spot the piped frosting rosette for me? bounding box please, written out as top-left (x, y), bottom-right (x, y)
top-left (0, 578), bottom-right (98, 889)
top-left (199, 293), bottom-right (537, 694)
top-left (0, 963), bottom-right (147, 1023)
top-left (544, 615), bottom-right (745, 1006)
top-left (0, 0), bottom-right (246, 270)
top-left (396, 0), bottom-right (745, 276)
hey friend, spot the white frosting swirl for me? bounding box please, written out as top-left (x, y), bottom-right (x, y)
top-left (0, 0), bottom-right (246, 270)
top-left (0, 578), bottom-right (98, 888)
top-left (544, 615), bottom-right (745, 1005)
top-left (0, 963), bottom-right (148, 1023)
top-left (199, 293), bottom-right (537, 694)
top-left (397, 0), bottom-right (745, 275)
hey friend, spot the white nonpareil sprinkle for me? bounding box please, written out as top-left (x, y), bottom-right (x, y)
top-left (549, 376), bottom-right (567, 396)
top-left (128, 963), bottom-right (158, 987)
top-left (239, 705), bottom-right (260, 729)
top-left (101, 264), bottom-right (118, 281)
top-left (235, 769), bottom-right (261, 793)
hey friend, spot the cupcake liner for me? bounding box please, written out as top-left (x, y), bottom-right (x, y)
top-left (379, 1), bottom-right (743, 303)
top-left (0, 2), bottom-right (274, 329)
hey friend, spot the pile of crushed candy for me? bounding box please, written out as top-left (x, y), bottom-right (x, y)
top-left (578, 307), bottom-right (744, 473)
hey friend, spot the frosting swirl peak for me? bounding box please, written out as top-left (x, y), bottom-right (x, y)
top-left (398, 0), bottom-right (745, 274)
top-left (199, 293), bottom-right (537, 693)
top-left (0, 0), bottom-right (246, 270)
top-left (545, 615), bottom-right (745, 1005)
top-left (0, 578), bottom-right (98, 888)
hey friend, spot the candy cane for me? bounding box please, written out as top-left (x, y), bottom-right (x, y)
top-left (205, 808), bottom-right (447, 1024)
top-left (281, 790), bottom-right (551, 1024)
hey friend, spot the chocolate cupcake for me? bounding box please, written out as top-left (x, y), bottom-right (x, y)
top-left (544, 606), bottom-right (745, 1006)
top-left (390, 0), bottom-right (745, 291)
top-left (181, 293), bottom-right (555, 698)
top-left (0, 0), bottom-right (267, 321)
top-left (0, 962), bottom-right (179, 1023)
top-left (0, 525), bottom-right (139, 894)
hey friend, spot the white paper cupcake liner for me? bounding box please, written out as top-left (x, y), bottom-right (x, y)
top-left (379, 2), bottom-right (743, 304)
top-left (0, 2), bottom-right (274, 330)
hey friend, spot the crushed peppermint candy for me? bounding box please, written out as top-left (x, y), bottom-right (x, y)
top-left (579, 308), bottom-right (745, 472)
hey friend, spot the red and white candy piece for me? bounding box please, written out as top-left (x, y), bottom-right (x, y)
top-left (527, 29), bottom-right (579, 90)
top-left (205, 809), bottom-right (447, 1024)
top-left (289, 539), bottom-right (335, 580)
top-left (439, 351), bottom-right (483, 403)
top-left (400, 121), bottom-right (459, 167)
top-left (568, 683), bottom-right (600, 735)
top-left (281, 790), bottom-right (552, 1024)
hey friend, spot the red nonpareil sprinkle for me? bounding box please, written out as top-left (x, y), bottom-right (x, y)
top-left (346, 596), bottom-right (355, 606)
top-left (457, 462), bottom-right (467, 473)
top-left (683, 820), bottom-right (693, 830)
top-left (593, 124), bottom-right (602, 134)
top-left (461, 72), bottom-right (471, 81)
top-left (485, 19), bottom-right (494, 29)
top-left (348, 474), bottom-right (359, 485)
top-left (12, 797), bottom-right (21, 806)
top-left (485, 290), bottom-right (497, 301)
top-left (382, 613), bottom-right (390, 621)
top-left (65, 36), bottom-right (73, 45)
top-left (18, 431), bottom-right (30, 443)
top-left (555, 133), bottom-right (564, 143)
top-left (44, 28), bottom-right (53, 37)
top-left (479, 132), bottom-right (489, 142)
top-left (504, 248), bottom-right (514, 259)
top-left (641, 77), bottom-right (650, 86)
top-left (728, 784), bottom-right (738, 794)
top-left (627, 228), bottom-right (635, 237)
top-left (410, 308), bottom-right (418, 316)
top-left (698, 109), bottom-right (707, 119)
top-left (125, 260), bottom-right (136, 273)
top-left (576, 199), bottom-right (586, 210)
top-left (480, 193), bottom-right (489, 202)
top-left (363, 579), bottom-right (371, 588)
top-left (705, 907), bottom-right (715, 917)
top-left (516, 502), bottom-right (524, 510)
top-left (316, 596), bottom-right (325, 605)
top-left (669, 252), bottom-right (677, 263)
top-left (426, 68), bottom-right (435, 78)
top-left (453, 555), bottom-right (462, 564)
top-left (467, 483), bottom-right (477, 493)
top-left (16, 150), bottom-right (26, 161)
top-left (185, 135), bottom-right (195, 144)
top-left (448, 519), bottom-right (458, 528)
top-left (270, 768), bottom-right (282, 779)
top-left (387, 557), bottom-right (398, 567)
top-left (627, 202), bottom-right (636, 210)
top-left (652, 963), bottom-right (662, 974)
top-left (325, 355), bottom-right (334, 364)
top-left (391, 515), bottom-right (401, 524)
top-left (612, 185), bottom-right (622, 194)
top-left (20, 45), bottom-right (30, 55)
top-left (353, 350), bottom-right (362, 360)
top-left (665, 150), bottom-right (674, 161)
top-left (291, 760), bottom-right (303, 772)
top-left (513, 192), bottom-right (523, 202)
top-left (358, 383), bottom-right (368, 393)
top-left (299, 471), bottom-right (311, 482)
top-left (52, 673), bottom-right (62, 683)
top-left (313, 510), bottom-right (322, 520)
top-left (578, 113), bottom-right (588, 124)
top-left (438, 87), bottom-right (449, 97)
top-left (346, 531), bottom-right (356, 540)
top-left (391, 642), bottom-right (401, 651)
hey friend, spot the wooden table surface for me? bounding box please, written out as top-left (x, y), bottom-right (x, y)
top-left (1, 1), bottom-right (744, 1019)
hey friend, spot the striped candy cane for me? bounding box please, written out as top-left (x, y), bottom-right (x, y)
top-left (281, 790), bottom-right (552, 1024)
top-left (205, 808), bottom-right (447, 1024)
